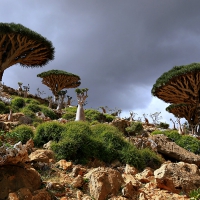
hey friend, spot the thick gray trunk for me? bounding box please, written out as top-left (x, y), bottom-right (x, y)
top-left (75, 104), bottom-right (85, 121)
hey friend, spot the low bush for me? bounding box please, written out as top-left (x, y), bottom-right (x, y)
top-left (0, 101), bottom-right (8, 114)
top-left (51, 121), bottom-right (97, 163)
top-left (34, 121), bottom-right (65, 147)
top-left (85, 109), bottom-right (105, 122)
top-left (25, 98), bottom-right (40, 104)
top-left (189, 188), bottom-right (200, 200)
top-left (50, 122), bottom-right (163, 170)
top-left (10, 125), bottom-right (34, 144)
top-left (40, 106), bottom-right (57, 120)
top-left (126, 121), bottom-right (144, 136)
top-left (26, 103), bottom-right (41, 113)
top-left (103, 113), bottom-right (115, 122)
top-left (11, 97), bottom-right (25, 109)
top-left (21, 107), bottom-right (36, 119)
top-left (177, 135), bottom-right (200, 154)
top-left (158, 122), bottom-right (170, 129)
top-left (62, 112), bottom-right (75, 121)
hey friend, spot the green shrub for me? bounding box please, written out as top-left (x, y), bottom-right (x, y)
top-left (50, 121), bottom-right (163, 170)
top-left (21, 107), bottom-right (36, 118)
top-left (26, 103), bottom-right (41, 113)
top-left (0, 101), bottom-right (7, 114)
top-left (189, 188), bottom-right (200, 200)
top-left (85, 109), bottom-right (105, 122)
top-left (91, 123), bottom-right (120, 135)
top-left (120, 144), bottom-right (144, 169)
top-left (176, 135), bottom-right (200, 154)
top-left (25, 98), bottom-right (40, 104)
top-left (103, 113), bottom-right (115, 122)
top-left (11, 97), bottom-right (25, 108)
top-left (62, 112), bottom-right (75, 120)
top-left (90, 120), bottom-right (100, 126)
top-left (10, 125), bottom-right (34, 144)
top-left (40, 106), bottom-right (57, 120)
top-left (158, 122), bottom-right (170, 129)
top-left (34, 121), bottom-right (65, 147)
top-left (126, 121), bottom-right (144, 135)
top-left (51, 121), bottom-right (97, 163)
top-left (91, 123), bottom-right (129, 163)
top-left (65, 106), bottom-right (77, 113)
top-left (140, 148), bottom-right (163, 169)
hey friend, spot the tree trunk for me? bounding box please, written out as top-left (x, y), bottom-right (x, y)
top-left (75, 104), bottom-right (85, 121)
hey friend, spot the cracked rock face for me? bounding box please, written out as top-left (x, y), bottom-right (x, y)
top-left (154, 161), bottom-right (200, 195)
top-left (151, 134), bottom-right (200, 166)
top-left (0, 141), bottom-right (29, 165)
top-left (0, 166), bottom-right (41, 199)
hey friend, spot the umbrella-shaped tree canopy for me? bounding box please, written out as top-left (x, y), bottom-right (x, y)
top-left (151, 63), bottom-right (200, 104)
top-left (166, 104), bottom-right (198, 125)
top-left (37, 69), bottom-right (81, 99)
top-left (0, 23), bottom-right (55, 81)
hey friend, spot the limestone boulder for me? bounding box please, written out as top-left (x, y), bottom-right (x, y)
top-left (55, 159), bottom-right (73, 170)
top-left (87, 167), bottom-right (124, 200)
top-left (135, 167), bottom-right (154, 183)
top-left (0, 141), bottom-right (29, 165)
top-left (0, 166), bottom-right (41, 199)
top-left (29, 149), bottom-right (55, 163)
top-left (154, 161), bottom-right (200, 195)
top-left (151, 134), bottom-right (200, 166)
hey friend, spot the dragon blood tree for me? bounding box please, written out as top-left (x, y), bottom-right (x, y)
top-left (151, 63), bottom-right (200, 130)
top-left (37, 70), bottom-right (81, 102)
top-left (0, 23), bottom-right (54, 83)
top-left (75, 88), bottom-right (88, 121)
top-left (166, 104), bottom-right (198, 134)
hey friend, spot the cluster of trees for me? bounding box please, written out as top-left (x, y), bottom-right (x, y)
top-left (0, 22), bottom-right (89, 121)
top-left (151, 63), bottom-right (200, 135)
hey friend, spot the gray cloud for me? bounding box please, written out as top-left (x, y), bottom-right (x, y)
top-left (2, 0), bottom-right (200, 126)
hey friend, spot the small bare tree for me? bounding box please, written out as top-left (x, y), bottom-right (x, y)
top-left (129, 111), bottom-right (137, 122)
top-left (36, 88), bottom-right (46, 97)
top-left (150, 112), bottom-right (162, 125)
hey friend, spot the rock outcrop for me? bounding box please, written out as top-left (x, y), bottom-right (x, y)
top-left (151, 134), bottom-right (200, 166)
top-left (154, 161), bottom-right (200, 195)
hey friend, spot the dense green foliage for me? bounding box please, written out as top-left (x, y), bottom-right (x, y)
top-left (40, 106), bottom-right (58, 120)
top-left (51, 121), bottom-right (96, 163)
top-left (11, 97), bottom-right (25, 109)
top-left (151, 63), bottom-right (200, 95)
top-left (189, 188), bottom-right (200, 200)
top-left (25, 98), bottom-right (40, 105)
top-left (85, 109), bottom-right (105, 122)
top-left (51, 122), bottom-right (162, 170)
top-left (103, 113), bottom-right (116, 122)
top-left (34, 121), bottom-right (66, 147)
top-left (152, 129), bottom-right (200, 154)
top-left (0, 101), bottom-right (9, 114)
top-left (37, 69), bottom-right (80, 78)
top-left (21, 107), bottom-right (36, 118)
top-left (0, 22), bottom-right (55, 63)
top-left (9, 125), bottom-right (34, 144)
top-left (125, 121), bottom-right (144, 135)
top-left (62, 112), bottom-right (76, 121)
top-left (26, 103), bottom-right (41, 113)
top-left (157, 122), bottom-right (170, 129)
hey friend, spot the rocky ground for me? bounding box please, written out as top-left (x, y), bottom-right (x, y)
top-left (1, 120), bottom-right (200, 199)
top-left (0, 86), bottom-right (200, 199)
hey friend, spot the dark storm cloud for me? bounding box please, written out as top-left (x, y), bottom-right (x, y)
top-left (1, 0), bottom-right (200, 125)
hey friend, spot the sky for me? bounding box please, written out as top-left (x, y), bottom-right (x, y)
top-left (1, 0), bottom-right (200, 127)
